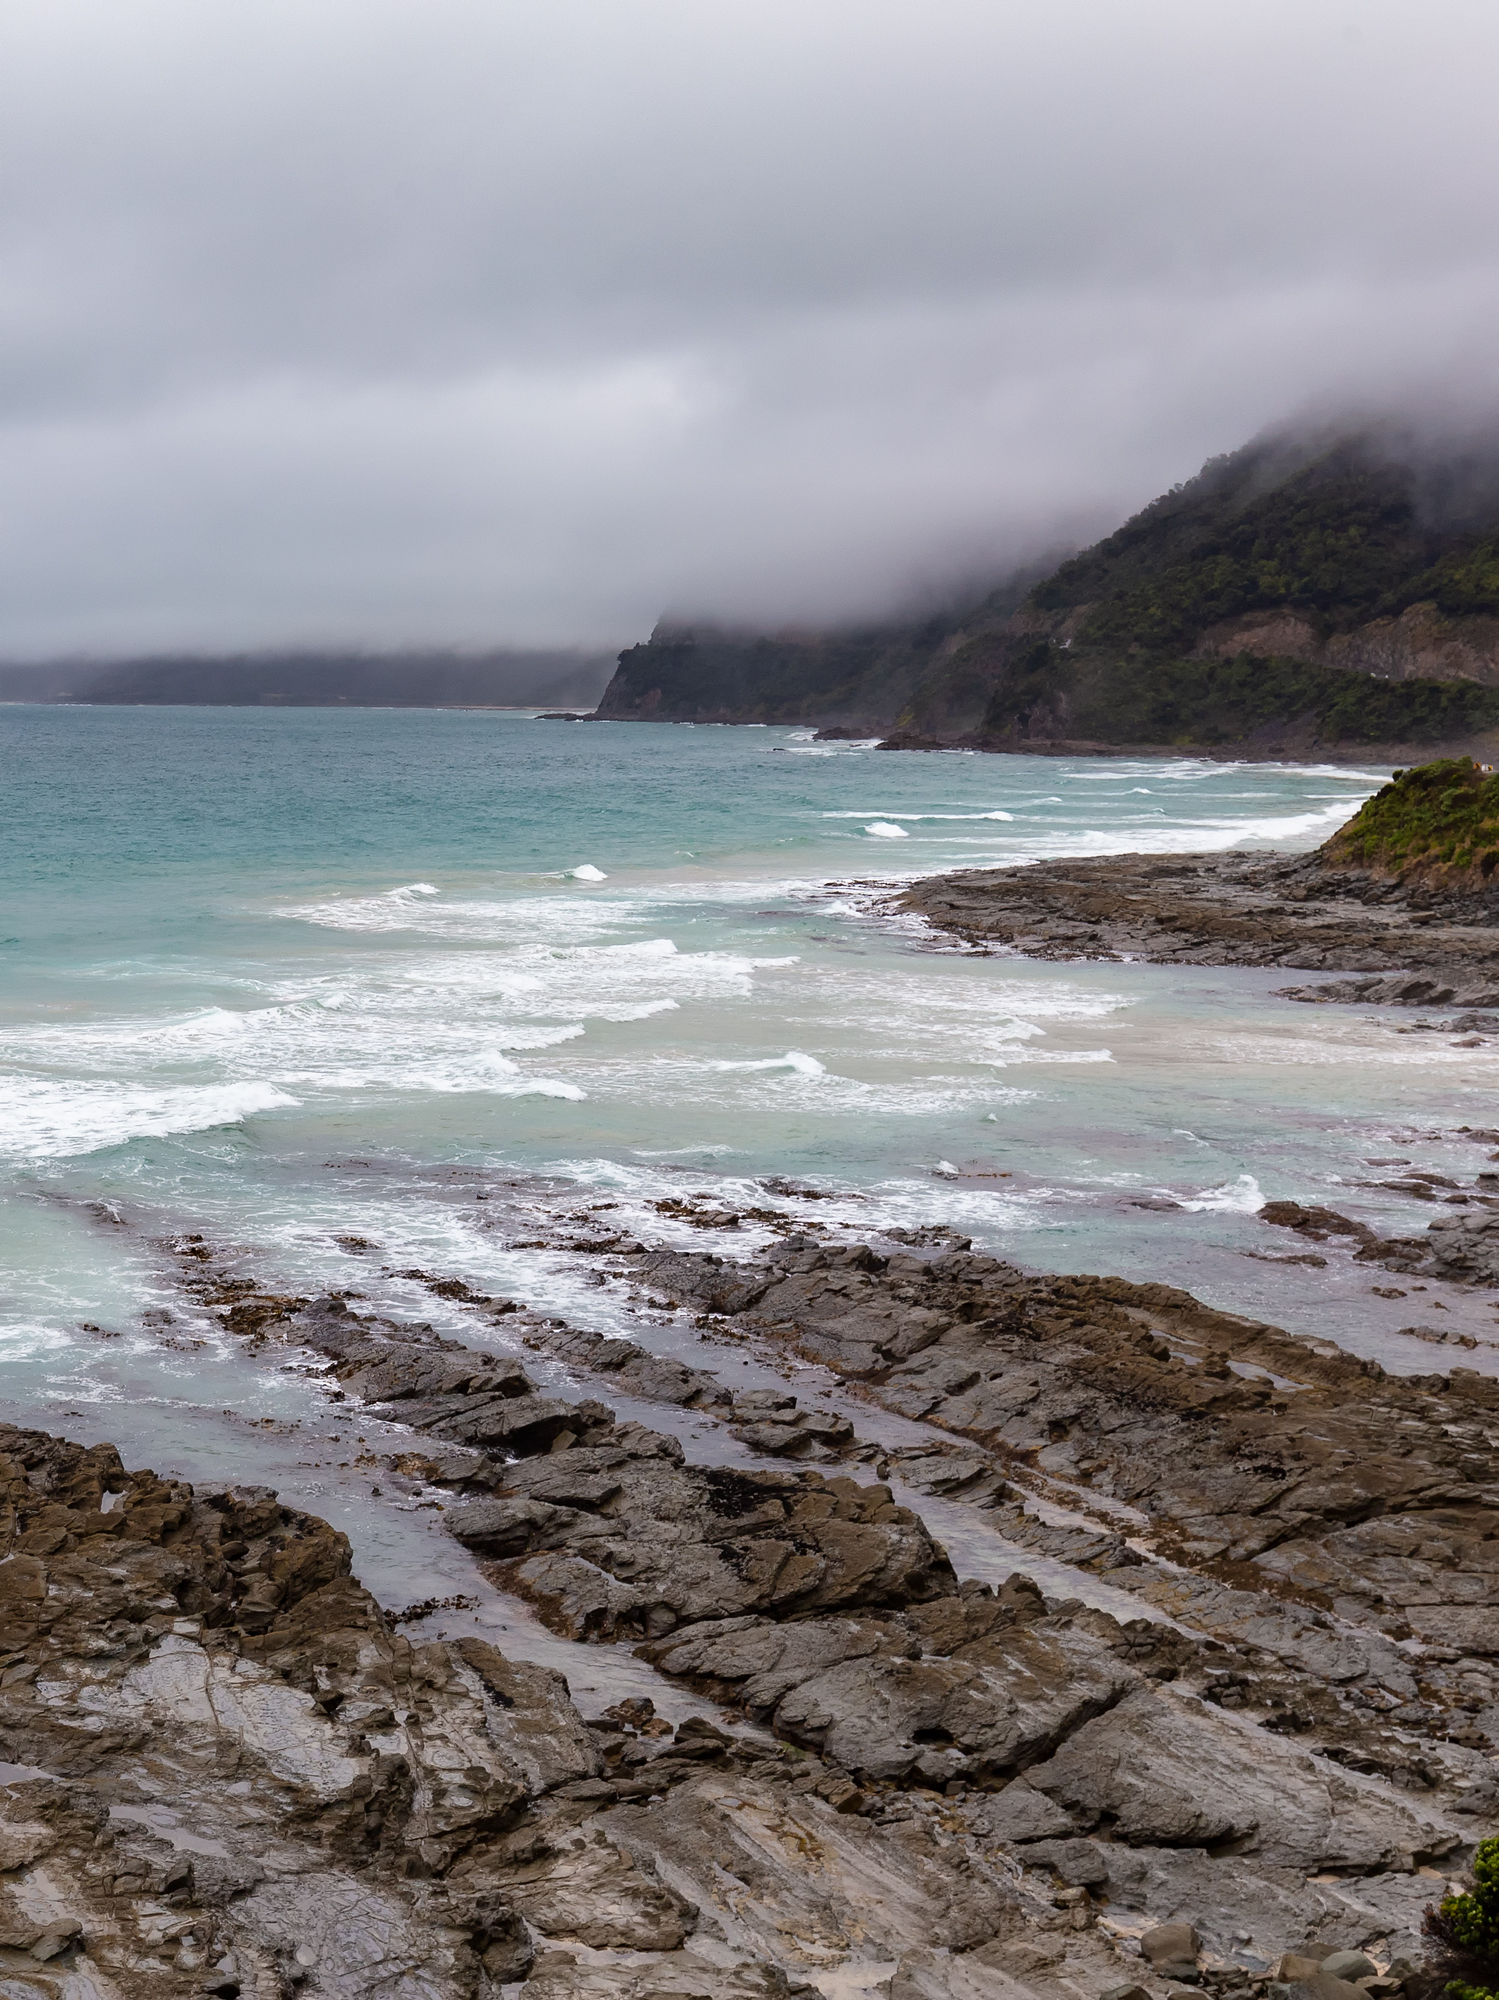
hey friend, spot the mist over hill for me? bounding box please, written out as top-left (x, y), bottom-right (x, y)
top-left (0, 648), bottom-right (616, 710)
top-left (595, 422), bottom-right (1499, 759)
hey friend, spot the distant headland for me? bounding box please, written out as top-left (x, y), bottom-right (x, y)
top-left (0, 647), bottom-right (616, 711)
top-left (592, 421), bottom-right (1499, 762)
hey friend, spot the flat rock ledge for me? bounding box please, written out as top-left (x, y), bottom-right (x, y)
top-left (897, 851), bottom-right (1499, 996)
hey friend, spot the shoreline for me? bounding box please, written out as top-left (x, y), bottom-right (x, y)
top-left (9, 758), bottom-right (1499, 1994)
top-left (573, 710), bottom-right (1499, 767)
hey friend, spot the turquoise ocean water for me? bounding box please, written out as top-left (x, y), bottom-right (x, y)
top-left (3, 706), bottom-right (1496, 1630)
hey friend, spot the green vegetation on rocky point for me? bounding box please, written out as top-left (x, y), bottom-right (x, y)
top-left (1322, 757), bottom-right (1499, 879)
top-left (1427, 1835), bottom-right (1499, 2000)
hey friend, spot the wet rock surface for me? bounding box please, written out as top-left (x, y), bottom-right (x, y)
top-left (42, 1205), bottom-right (1499, 1995)
top-left (0, 1424), bottom-right (1046, 1999)
top-left (897, 850), bottom-right (1499, 993)
top-left (1257, 1199), bottom-right (1499, 1292)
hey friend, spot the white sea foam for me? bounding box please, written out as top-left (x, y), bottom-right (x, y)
top-left (288, 882), bottom-right (442, 929)
top-left (0, 1324), bottom-right (76, 1367)
top-left (856, 1173), bottom-right (1053, 1232)
top-left (710, 1051), bottom-right (827, 1077)
top-left (275, 1047), bottom-right (586, 1098)
top-left (1204, 1030), bottom-right (1499, 1070)
top-left (5, 945), bottom-right (837, 1164)
top-left (279, 885), bottom-right (643, 943)
top-left (628, 1144), bottom-right (742, 1158)
top-left (0, 1078), bottom-right (299, 1160)
top-left (567, 864), bottom-right (608, 881)
top-left (567, 1052), bottom-right (1035, 1118)
top-left (1227, 803), bottom-right (1364, 841)
top-left (0, 929), bottom-right (807, 1129)
top-left (816, 968), bottom-right (1130, 1030)
top-left (986, 1048), bottom-right (1114, 1065)
top-left (864, 822), bottom-right (909, 838)
top-left (593, 999), bottom-right (680, 1021)
top-left (822, 809), bottom-right (1015, 821)
top-left (1180, 1173), bottom-right (1265, 1213)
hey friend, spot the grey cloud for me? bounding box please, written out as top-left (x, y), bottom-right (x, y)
top-left (1, 0), bottom-right (1497, 653)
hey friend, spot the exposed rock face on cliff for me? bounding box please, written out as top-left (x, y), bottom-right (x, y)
top-left (591, 425), bottom-right (1499, 756)
top-left (592, 614), bottom-right (1013, 733)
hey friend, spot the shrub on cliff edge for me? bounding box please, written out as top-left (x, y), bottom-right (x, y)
top-left (1426, 1835), bottom-right (1499, 2000)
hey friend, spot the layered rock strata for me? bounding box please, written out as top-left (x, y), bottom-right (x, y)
top-left (80, 1214), bottom-right (1499, 1995)
top-left (0, 1422), bottom-right (1042, 1999)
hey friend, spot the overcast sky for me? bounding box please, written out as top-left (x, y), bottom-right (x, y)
top-left (3, 0), bottom-right (1498, 656)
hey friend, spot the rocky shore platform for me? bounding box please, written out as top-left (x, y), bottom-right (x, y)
top-left (17, 1186), bottom-right (1499, 1999)
top-left (897, 852), bottom-right (1499, 1003)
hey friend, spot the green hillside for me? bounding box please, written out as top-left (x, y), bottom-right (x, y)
top-left (598, 623), bottom-right (952, 729)
top-left (954, 641), bottom-right (1499, 751)
top-left (1024, 429), bottom-right (1499, 652)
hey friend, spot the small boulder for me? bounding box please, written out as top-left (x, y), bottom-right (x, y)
top-left (0, 1824), bottom-right (57, 1873)
top-left (1268, 1975), bottom-right (1370, 2000)
top-left (982, 1778), bottom-right (1076, 1843)
top-left (1322, 1956), bottom-right (1378, 1985)
top-left (1143, 1924), bottom-right (1202, 1978)
top-left (671, 1716), bottom-right (733, 1759)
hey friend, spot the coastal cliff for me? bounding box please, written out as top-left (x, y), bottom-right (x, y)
top-left (595, 426), bottom-right (1499, 757)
